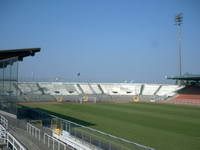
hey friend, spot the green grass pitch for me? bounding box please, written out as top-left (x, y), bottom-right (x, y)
top-left (23, 102), bottom-right (200, 150)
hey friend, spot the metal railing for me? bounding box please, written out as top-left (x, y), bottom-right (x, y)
top-left (27, 123), bottom-right (41, 141)
top-left (21, 107), bottom-right (155, 150)
top-left (43, 133), bottom-right (69, 150)
top-left (0, 124), bottom-right (6, 144)
top-left (0, 115), bottom-right (8, 129)
top-left (0, 116), bottom-right (27, 150)
top-left (50, 116), bottom-right (154, 150)
top-left (27, 122), bottom-right (74, 150)
top-left (7, 132), bottom-right (27, 150)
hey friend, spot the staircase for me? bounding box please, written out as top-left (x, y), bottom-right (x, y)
top-left (139, 84), bottom-right (144, 95)
top-left (97, 84), bottom-right (104, 94)
top-left (36, 83), bottom-right (45, 95)
top-left (76, 84), bottom-right (84, 94)
top-left (154, 85), bottom-right (162, 95)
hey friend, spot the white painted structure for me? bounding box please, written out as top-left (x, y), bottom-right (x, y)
top-left (53, 131), bottom-right (95, 150)
top-left (99, 83), bottom-right (142, 95)
top-left (79, 84), bottom-right (93, 94)
top-left (16, 82), bottom-right (183, 98)
top-left (142, 84), bottom-right (160, 95)
top-left (156, 85), bottom-right (181, 96)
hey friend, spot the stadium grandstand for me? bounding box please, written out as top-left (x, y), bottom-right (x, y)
top-left (167, 74), bottom-right (200, 105)
top-left (16, 82), bottom-right (183, 103)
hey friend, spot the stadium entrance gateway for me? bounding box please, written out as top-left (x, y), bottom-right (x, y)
top-left (0, 48), bottom-right (40, 117)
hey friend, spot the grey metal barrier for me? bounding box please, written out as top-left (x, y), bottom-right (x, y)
top-left (49, 115), bottom-right (155, 150)
top-left (20, 107), bottom-right (156, 150)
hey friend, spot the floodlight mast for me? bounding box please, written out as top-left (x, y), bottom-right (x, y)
top-left (175, 13), bottom-right (183, 77)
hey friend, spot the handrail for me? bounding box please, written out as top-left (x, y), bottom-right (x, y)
top-left (51, 114), bottom-right (155, 150)
top-left (0, 115), bottom-right (8, 129)
top-left (26, 107), bottom-right (155, 150)
top-left (0, 115), bottom-right (27, 150)
top-left (44, 133), bottom-right (71, 150)
top-left (27, 123), bottom-right (41, 141)
top-left (7, 132), bottom-right (27, 150)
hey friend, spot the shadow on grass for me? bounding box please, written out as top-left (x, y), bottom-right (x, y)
top-left (17, 105), bottom-right (95, 127)
top-left (36, 108), bottom-right (95, 127)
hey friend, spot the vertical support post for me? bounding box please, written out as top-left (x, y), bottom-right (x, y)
top-left (48, 136), bottom-right (50, 147)
top-left (68, 122), bottom-right (70, 134)
top-left (34, 127), bottom-right (36, 138)
top-left (175, 13), bottom-right (183, 85)
top-left (12, 136), bottom-right (14, 150)
top-left (31, 126), bottom-right (33, 136)
top-left (9, 59), bottom-right (12, 97)
top-left (53, 139), bottom-right (54, 150)
top-left (178, 23), bottom-right (182, 77)
top-left (29, 125), bottom-right (31, 135)
top-left (90, 135), bottom-right (91, 145)
top-left (38, 130), bottom-right (40, 141)
top-left (43, 134), bottom-right (46, 144)
top-left (58, 141), bottom-right (60, 150)
top-left (2, 62), bottom-right (4, 95)
top-left (6, 134), bottom-right (9, 148)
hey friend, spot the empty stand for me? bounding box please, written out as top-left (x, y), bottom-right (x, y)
top-left (76, 84), bottom-right (84, 94)
top-left (156, 85), bottom-right (181, 96)
top-left (100, 83), bottom-right (142, 95)
top-left (79, 84), bottom-right (93, 94)
top-left (14, 82), bottom-right (186, 103)
top-left (89, 84), bottom-right (102, 94)
top-left (169, 86), bottom-right (200, 104)
top-left (38, 82), bottom-right (68, 95)
top-left (63, 83), bottom-right (80, 95)
top-left (18, 82), bottom-right (42, 95)
top-left (142, 84), bottom-right (160, 95)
